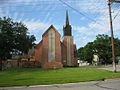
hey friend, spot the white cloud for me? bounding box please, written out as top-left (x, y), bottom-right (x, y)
top-left (76, 0), bottom-right (108, 14)
top-left (1, 0), bottom-right (120, 48)
top-left (72, 7), bottom-right (120, 48)
top-left (23, 21), bottom-right (50, 33)
top-left (0, 8), bottom-right (4, 16)
top-left (13, 0), bottom-right (33, 4)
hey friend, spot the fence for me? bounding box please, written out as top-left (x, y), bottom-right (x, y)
top-left (0, 59), bottom-right (41, 70)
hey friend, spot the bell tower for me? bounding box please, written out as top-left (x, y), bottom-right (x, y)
top-left (62, 11), bottom-right (75, 66)
top-left (63, 10), bottom-right (72, 36)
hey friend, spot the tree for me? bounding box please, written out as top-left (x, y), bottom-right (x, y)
top-left (0, 17), bottom-right (36, 70)
top-left (78, 47), bottom-right (84, 61)
top-left (13, 22), bottom-right (36, 55)
top-left (78, 42), bottom-right (94, 64)
top-left (93, 34), bottom-right (112, 64)
top-left (78, 34), bottom-right (120, 64)
top-left (0, 17), bottom-right (14, 60)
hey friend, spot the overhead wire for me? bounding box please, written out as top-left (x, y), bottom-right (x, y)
top-left (1, 0), bottom-right (119, 25)
top-left (111, 2), bottom-right (120, 20)
top-left (113, 8), bottom-right (120, 20)
top-left (58, 0), bottom-right (103, 26)
top-left (89, 0), bottom-right (108, 31)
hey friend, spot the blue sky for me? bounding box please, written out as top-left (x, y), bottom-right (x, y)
top-left (0, 0), bottom-right (120, 49)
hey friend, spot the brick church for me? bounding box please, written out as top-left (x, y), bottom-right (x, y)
top-left (31, 11), bottom-right (78, 68)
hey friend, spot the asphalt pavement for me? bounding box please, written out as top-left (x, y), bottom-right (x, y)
top-left (97, 65), bottom-right (120, 71)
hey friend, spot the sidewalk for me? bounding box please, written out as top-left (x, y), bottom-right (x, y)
top-left (1, 78), bottom-right (120, 90)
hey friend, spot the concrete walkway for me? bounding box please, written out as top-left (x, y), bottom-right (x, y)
top-left (1, 78), bottom-right (120, 90)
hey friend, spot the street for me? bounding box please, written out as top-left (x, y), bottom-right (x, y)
top-left (1, 78), bottom-right (120, 90)
top-left (97, 65), bottom-right (120, 71)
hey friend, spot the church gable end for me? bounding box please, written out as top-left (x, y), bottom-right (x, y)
top-left (41, 25), bottom-right (63, 68)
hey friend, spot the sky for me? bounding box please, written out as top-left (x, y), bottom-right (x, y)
top-left (0, 0), bottom-right (120, 49)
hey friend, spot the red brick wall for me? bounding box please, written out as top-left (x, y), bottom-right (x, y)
top-left (42, 61), bottom-right (63, 68)
top-left (62, 36), bottom-right (76, 66)
top-left (70, 37), bottom-right (75, 66)
top-left (55, 31), bottom-right (61, 62)
top-left (61, 39), bottom-right (67, 66)
top-left (32, 40), bottom-right (43, 66)
top-left (41, 28), bottom-right (63, 68)
top-left (41, 32), bottom-right (49, 66)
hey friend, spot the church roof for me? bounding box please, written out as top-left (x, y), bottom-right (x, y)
top-left (42, 25), bottom-right (60, 37)
top-left (35, 40), bottom-right (43, 49)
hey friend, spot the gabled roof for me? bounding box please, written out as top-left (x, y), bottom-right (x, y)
top-left (35, 40), bottom-right (43, 49)
top-left (42, 25), bottom-right (60, 37)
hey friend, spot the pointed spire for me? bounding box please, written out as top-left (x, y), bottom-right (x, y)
top-left (63, 10), bottom-right (72, 36)
top-left (66, 10), bottom-right (69, 26)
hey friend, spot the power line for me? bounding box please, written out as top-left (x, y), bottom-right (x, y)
top-left (0, 1), bottom-right (107, 7)
top-left (111, 4), bottom-right (120, 20)
top-left (58, 0), bottom-right (102, 25)
top-left (0, 0), bottom-right (107, 3)
top-left (112, 0), bottom-right (120, 3)
top-left (113, 8), bottom-right (120, 20)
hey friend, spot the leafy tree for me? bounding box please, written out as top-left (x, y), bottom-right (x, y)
top-left (93, 34), bottom-right (112, 64)
top-left (78, 47), bottom-right (84, 60)
top-left (78, 34), bottom-right (120, 64)
top-left (0, 17), bottom-right (36, 70)
top-left (0, 17), bottom-right (14, 60)
top-left (78, 42), bottom-right (94, 64)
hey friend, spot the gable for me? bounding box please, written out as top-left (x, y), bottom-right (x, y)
top-left (42, 25), bottom-right (60, 37)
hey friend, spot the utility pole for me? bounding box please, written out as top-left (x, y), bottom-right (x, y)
top-left (108, 0), bottom-right (116, 72)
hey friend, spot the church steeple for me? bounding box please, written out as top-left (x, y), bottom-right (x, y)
top-left (63, 10), bottom-right (72, 36)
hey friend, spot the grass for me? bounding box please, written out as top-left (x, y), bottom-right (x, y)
top-left (0, 67), bottom-right (120, 87)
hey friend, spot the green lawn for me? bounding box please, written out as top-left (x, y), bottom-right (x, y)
top-left (0, 68), bottom-right (120, 87)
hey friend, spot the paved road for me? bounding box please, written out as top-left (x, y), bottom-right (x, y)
top-left (1, 78), bottom-right (120, 90)
top-left (79, 65), bottom-right (120, 71)
top-left (97, 65), bottom-right (120, 71)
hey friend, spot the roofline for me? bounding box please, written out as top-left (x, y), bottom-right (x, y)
top-left (42, 25), bottom-right (60, 37)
